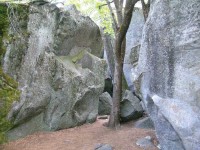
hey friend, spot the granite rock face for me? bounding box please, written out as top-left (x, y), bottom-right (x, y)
top-left (124, 8), bottom-right (144, 89)
top-left (3, 3), bottom-right (105, 140)
top-left (134, 117), bottom-right (154, 129)
top-left (135, 0), bottom-right (200, 149)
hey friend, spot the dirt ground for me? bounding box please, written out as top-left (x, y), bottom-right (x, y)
top-left (1, 117), bottom-right (158, 150)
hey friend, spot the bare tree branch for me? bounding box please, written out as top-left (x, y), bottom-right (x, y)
top-left (141, 0), bottom-right (150, 21)
top-left (113, 0), bottom-right (119, 9)
top-left (115, 0), bottom-right (139, 58)
top-left (119, 0), bottom-right (124, 18)
top-left (113, 0), bottom-right (123, 26)
top-left (120, 0), bottom-right (124, 6)
top-left (98, 0), bottom-right (113, 9)
top-left (105, 0), bottom-right (118, 32)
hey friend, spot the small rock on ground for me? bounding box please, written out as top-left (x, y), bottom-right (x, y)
top-left (94, 143), bottom-right (113, 150)
top-left (136, 136), bottom-right (156, 149)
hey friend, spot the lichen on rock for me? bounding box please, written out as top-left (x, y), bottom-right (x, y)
top-left (0, 68), bottom-right (20, 144)
top-left (0, 3), bottom-right (9, 66)
top-left (0, 3), bottom-right (21, 144)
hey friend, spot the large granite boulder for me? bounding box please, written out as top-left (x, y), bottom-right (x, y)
top-left (3, 3), bottom-right (105, 140)
top-left (135, 0), bottom-right (200, 149)
top-left (98, 92), bottom-right (112, 115)
top-left (120, 90), bottom-right (143, 122)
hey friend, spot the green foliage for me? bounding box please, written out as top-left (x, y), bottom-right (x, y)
top-left (95, 1), bottom-right (114, 35)
top-left (65, 0), bottom-right (114, 35)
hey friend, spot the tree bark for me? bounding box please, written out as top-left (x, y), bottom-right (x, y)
top-left (106, 0), bottom-right (118, 32)
top-left (113, 0), bottom-right (123, 26)
top-left (108, 55), bottom-right (122, 128)
top-left (141, 0), bottom-right (150, 21)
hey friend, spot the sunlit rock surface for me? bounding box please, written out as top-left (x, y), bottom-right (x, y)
top-left (124, 8), bottom-right (144, 89)
top-left (136, 0), bottom-right (200, 149)
top-left (3, 3), bottom-right (105, 140)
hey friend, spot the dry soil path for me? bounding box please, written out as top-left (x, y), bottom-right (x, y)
top-left (1, 117), bottom-right (158, 150)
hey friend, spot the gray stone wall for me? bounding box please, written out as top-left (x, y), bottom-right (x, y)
top-left (124, 8), bottom-right (144, 88)
top-left (136, 0), bottom-right (200, 149)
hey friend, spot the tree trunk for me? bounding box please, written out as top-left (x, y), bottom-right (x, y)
top-left (108, 0), bottom-right (139, 128)
top-left (108, 51), bottom-right (123, 128)
top-left (141, 0), bottom-right (150, 21)
top-left (108, 21), bottom-right (126, 127)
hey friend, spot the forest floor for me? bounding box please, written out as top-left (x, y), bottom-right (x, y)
top-left (1, 117), bottom-right (158, 150)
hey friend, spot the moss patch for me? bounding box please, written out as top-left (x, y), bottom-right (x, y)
top-left (0, 3), bottom-right (9, 65)
top-left (71, 50), bottom-right (86, 63)
top-left (0, 3), bottom-right (23, 144)
top-left (0, 3), bottom-right (29, 66)
top-left (0, 68), bottom-right (20, 144)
